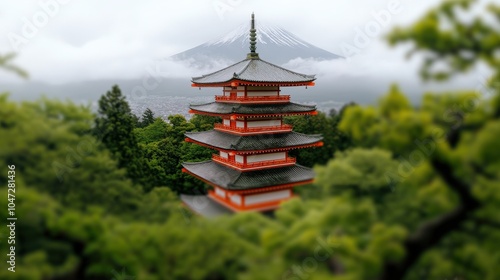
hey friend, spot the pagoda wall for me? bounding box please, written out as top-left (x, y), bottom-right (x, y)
top-left (244, 189), bottom-right (291, 206)
top-left (211, 186), bottom-right (293, 210)
top-left (235, 155), bottom-right (244, 163)
top-left (221, 152), bottom-right (287, 164)
top-left (246, 119), bottom-right (281, 127)
top-left (230, 194), bottom-right (242, 205)
top-left (246, 152), bottom-right (285, 163)
top-left (222, 119), bottom-right (282, 128)
top-left (215, 187), bottom-right (226, 197)
top-left (221, 86), bottom-right (280, 98)
top-left (246, 91), bottom-right (278, 97)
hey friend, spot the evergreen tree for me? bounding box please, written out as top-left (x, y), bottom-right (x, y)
top-left (93, 85), bottom-right (144, 184)
top-left (140, 108), bottom-right (155, 128)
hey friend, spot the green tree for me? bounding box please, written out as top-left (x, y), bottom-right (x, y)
top-left (135, 118), bottom-right (169, 144)
top-left (189, 114), bottom-right (220, 131)
top-left (166, 114), bottom-right (195, 143)
top-left (139, 108), bottom-right (155, 128)
top-left (285, 110), bottom-right (351, 167)
top-left (93, 85), bottom-right (145, 185)
top-left (0, 95), bottom-right (142, 214)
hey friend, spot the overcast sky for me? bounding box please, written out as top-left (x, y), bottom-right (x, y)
top-left (0, 0), bottom-right (491, 97)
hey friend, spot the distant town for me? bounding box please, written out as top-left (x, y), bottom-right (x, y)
top-left (128, 95), bottom-right (345, 120)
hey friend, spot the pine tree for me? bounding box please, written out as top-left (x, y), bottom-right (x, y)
top-left (140, 108), bottom-right (155, 127)
top-left (93, 85), bottom-right (144, 184)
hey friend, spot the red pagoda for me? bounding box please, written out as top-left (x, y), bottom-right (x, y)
top-left (182, 14), bottom-right (323, 212)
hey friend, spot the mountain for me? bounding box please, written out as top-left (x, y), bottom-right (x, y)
top-left (169, 22), bottom-right (343, 68)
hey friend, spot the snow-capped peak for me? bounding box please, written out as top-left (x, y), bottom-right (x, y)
top-left (206, 22), bottom-right (310, 48)
top-left (170, 20), bottom-right (341, 68)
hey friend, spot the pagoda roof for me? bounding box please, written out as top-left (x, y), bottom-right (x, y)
top-left (185, 130), bottom-right (323, 152)
top-left (190, 102), bottom-right (316, 116)
top-left (182, 161), bottom-right (314, 190)
top-left (180, 194), bottom-right (232, 217)
top-left (191, 58), bottom-right (316, 86)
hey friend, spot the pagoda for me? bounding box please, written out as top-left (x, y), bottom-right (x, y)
top-left (182, 14), bottom-right (323, 212)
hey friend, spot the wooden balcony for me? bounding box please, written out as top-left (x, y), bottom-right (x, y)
top-left (212, 154), bottom-right (296, 171)
top-left (215, 95), bottom-right (290, 103)
top-left (214, 123), bottom-right (292, 135)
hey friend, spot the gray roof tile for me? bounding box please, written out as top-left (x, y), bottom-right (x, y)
top-left (192, 58), bottom-right (316, 84)
top-left (190, 102), bottom-right (316, 115)
top-left (185, 130), bottom-right (323, 151)
top-left (182, 161), bottom-right (314, 190)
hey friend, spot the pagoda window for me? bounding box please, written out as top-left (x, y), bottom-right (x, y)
top-left (246, 91), bottom-right (278, 97)
top-left (235, 155), bottom-right (244, 164)
top-left (247, 152), bottom-right (286, 163)
top-left (230, 194), bottom-right (242, 206)
top-left (220, 151), bottom-right (228, 159)
top-left (246, 119), bottom-right (282, 128)
top-left (215, 187), bottom-right (226, 198)
top-left (246, 86), bottom-right (279, 97)
top-left (245, 189), bottom-right (291, 206)
top-left (236, 121), bottom-right (245, 128)
top-left (223, 119), bottom-right (230, 126)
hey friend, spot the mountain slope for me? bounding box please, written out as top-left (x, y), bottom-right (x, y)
top-left (170, 22), bottom-right (342, 68)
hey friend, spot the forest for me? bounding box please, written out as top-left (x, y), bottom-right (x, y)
top-left (1, 0), bottom-right (500, 279)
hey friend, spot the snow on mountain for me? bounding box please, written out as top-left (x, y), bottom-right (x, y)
top-left (169, 22), bottom-right (342, 68)
top-left (205, 22), bottom-right (309, 48)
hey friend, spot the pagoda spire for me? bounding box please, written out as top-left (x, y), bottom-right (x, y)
top-left (247, 13), bottom-right (259, 59)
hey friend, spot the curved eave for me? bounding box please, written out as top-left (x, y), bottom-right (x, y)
top-left (181, 160), bottom-right (315, 191)
top-left (184, 167), bottom-right (313, 194)
top-left (189, 109), bottom-right (318, 118)
top-left (185, 137), bottom-right (324, 154)
top-left (192, 79), bottom-right (316, 88)
top-left (188, 101), bottom-right (318, 117)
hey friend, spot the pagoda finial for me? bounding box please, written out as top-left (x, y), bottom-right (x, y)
top-left (247, 13), bottom-right (259, 59)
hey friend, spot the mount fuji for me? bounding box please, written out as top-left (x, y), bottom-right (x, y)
top-left (170, 22), bottom-right (343, 68)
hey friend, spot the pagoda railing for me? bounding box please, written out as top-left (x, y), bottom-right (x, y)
top-left (212, 154), bottom-right (296, 170)
top-left (214, 123), bottom-right (293, 134)
top-left (215, 95), bottom-right (290, 103)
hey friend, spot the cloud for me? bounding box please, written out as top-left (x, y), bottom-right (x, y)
top-left (280, 38), bottom-right (488, 105)
top-left (0, 0), bottom-right (492, 92)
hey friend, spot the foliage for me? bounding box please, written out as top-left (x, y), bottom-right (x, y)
top-left (139, 108), bottom-right (156, 128)
top-left (93, 85), bottom-right (145, 186)
top-left (285, 109), bottom-right (352, 167)
top-left (0, 52), bottom-right (28, 78)
top-left (134, 118), bottom-right (169, 144)
top-left (0, 95), bottom-right (141, 215)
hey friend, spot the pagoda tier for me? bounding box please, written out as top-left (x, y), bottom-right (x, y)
top-left (189, 102), bottom-right (317, 117)
top-left (216, 86), bottom-right (290, 104)
top-left (182, 161), bottom-right (314, 190)
top-left (185, 130), bottom-right (323, 153)
top-left (191, 59), bottom-right (315, 87)
top-left (182, 161), bottom-right (314, 211)
top-left (212, 152), bottom-right (296, 171)
top-left (214, 122), bottom-right (293, 136)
